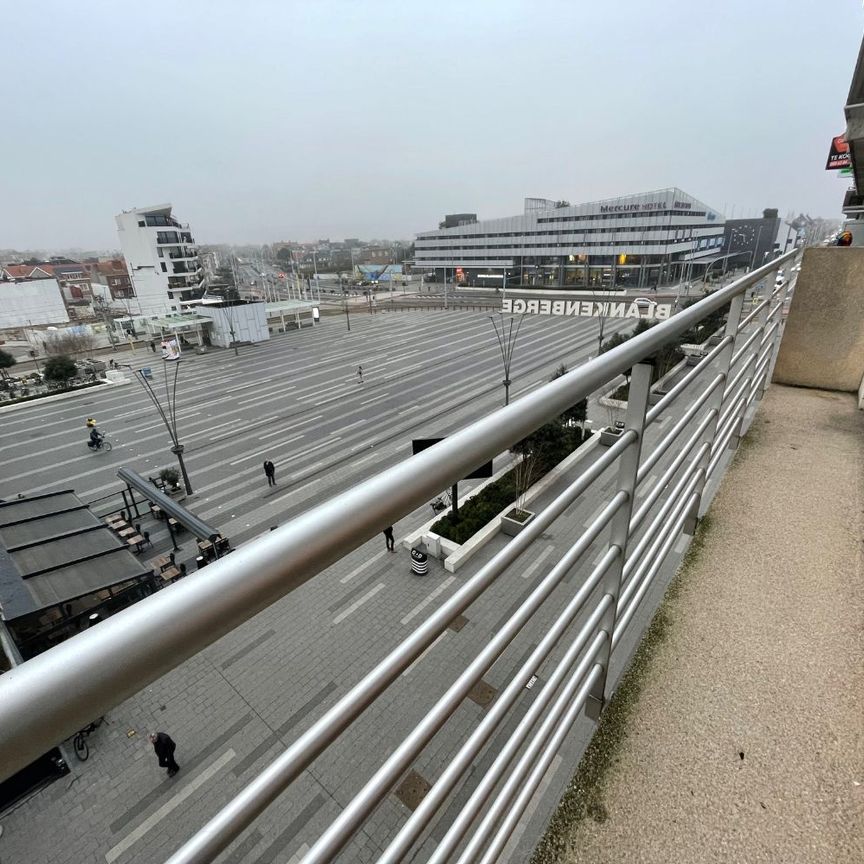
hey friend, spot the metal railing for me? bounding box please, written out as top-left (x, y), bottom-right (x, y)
top-left (0, 251), bottom-right (798, 863)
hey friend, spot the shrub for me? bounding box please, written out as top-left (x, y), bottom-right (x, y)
top-left (0, 348), bottom-right (16, 378)
top-left (158, 467), bottom-right (181, 489)
top-left (42, 355), bottom-right (78, 389)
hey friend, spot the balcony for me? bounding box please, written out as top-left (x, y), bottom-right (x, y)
top-left (0, 247), bottom-right (861, 863)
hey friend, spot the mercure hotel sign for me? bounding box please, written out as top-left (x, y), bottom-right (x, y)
top-left (502, 297), bottom-right (672, 320)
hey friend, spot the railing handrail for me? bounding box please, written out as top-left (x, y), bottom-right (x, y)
top-left (0, 250), bottom-right (796, 785)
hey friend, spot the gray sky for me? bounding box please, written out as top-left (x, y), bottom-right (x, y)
top-left (1, 0), bottom-right (861, 249)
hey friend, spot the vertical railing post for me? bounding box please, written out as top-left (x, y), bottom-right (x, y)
top-left (728, 280), bottom-right (770, 449)
top-left (586, 361), bottom-right (653, 720)
top-left (763, 275), bottom-right (794, 397)
top-left (686, 293), bottom-right (746, 529)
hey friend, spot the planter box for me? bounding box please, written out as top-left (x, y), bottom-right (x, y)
top-left (600, 426), bottom-right (625, 446)
top-left (501, 508), bottom-right (535, 536)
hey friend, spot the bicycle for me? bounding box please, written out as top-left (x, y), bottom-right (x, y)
top-left (430, 490), bottom-right (452, 516)
top-left (72, 717), bottom-right (106, 761)
top-left (86, 434), bottom-right (113, 453)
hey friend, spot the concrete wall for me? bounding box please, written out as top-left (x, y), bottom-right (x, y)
top-left (774, 247), bottom-right (864, 394)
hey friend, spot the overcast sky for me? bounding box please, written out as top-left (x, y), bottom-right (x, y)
top-left (1, 0), bottom-right (861, 250)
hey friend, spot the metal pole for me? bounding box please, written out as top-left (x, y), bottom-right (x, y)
top-left (586, 361), bottom-right (652, 718)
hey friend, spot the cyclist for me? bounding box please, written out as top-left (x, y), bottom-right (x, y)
top-left (87, 426), bottom-right (104, 450)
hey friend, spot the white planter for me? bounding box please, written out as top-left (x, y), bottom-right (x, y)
top-left (500, 508), bottom-right (536, 537)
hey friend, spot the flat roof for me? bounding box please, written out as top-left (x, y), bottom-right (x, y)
top-left (265, 300), bottom-right (316, 313)
top-left (0, 491), bottom-right (151, 620)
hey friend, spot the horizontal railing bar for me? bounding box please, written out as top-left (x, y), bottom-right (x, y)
top-left (392, 558), bottom-right (617, 864)
top-left (612, 495), bottom-right (696, 650)
top-left (163, 436), bottom-right (633, 864)
top-left (720, 350), bottom-right (757, 414)
top-left (758, 319), bottom-right (780, 352)
top-left (707, 401), bottom-right (747, 476)
top-left (630, 410), bottom-right (715, 535)
top-left (714, 389), bottom-right (749, 455)
top-left (637, 374), bottom-right (723, 483)
top-left (645, 335), bottom-right (732, 425)
top-left (456, 653), bottom-right (606, 864)
top-left (619, 469), bottom-right (703, 615)
top-left (623, 446), bottom-right (708, 594)
top-left (299, 494), bottom-right (626, 864)
top-left (730, 326), bottom-right (762, 368)
top-left (737, 293), bottom-right (771, 331)
top-left (476, 666), bottom-right (606, 864)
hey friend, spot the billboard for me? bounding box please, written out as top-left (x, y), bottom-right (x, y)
top-left (825, 133), bottom-right (851, 170)
top-left (160, 338), bottom-right (181, 361)
top-left (411, 438), bottom-right (493, 479)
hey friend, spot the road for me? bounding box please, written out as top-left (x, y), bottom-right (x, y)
top-left (1, 310), bottom-right (631, 549)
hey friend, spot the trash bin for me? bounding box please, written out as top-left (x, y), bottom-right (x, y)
top-left (410, 547), bottom-right (429, 576)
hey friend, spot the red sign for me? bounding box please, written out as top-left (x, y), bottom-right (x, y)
top-left (826, 133), bottom-right (851, 170)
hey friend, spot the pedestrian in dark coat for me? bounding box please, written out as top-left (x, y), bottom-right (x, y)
top-left (149, 340), bottom-right (156, 353)
top-left (263, 460), bottom-right (276, 487)
top-left (357, 365), bottom-right (364, 384)
top-left (383, 525), bottom-right (395, 552)
top-left (148, 732), bottom-right (180, 777)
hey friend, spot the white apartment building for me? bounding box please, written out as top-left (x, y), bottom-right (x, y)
top-left (414, 188), bottom-right (727, 290)
top-left (115, 204), bottom-right (204, 316)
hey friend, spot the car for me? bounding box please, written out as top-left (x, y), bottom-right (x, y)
top-left (633, 297), bottom-right (657, 308)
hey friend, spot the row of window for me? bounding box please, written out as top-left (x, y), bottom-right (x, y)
top-left (417, 222), bottom-right (719, 243)
top-left (537, 208), bottom-right (707, 224)
top-left (417, 235), bottom-right (724, 254)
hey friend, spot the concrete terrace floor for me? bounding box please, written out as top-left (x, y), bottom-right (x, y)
top-left (545, 384), bottom-right (864, 864)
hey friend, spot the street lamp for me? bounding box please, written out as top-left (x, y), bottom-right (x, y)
top-left (130, 360), bottom-right (193, 495)
top-left (488, 313), bottom-right (524, 406)
top-left (342, 289), bottom-right (351, 331)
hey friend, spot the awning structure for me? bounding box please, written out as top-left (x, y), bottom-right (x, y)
top-left (0, 491), bottom-right (151, 621)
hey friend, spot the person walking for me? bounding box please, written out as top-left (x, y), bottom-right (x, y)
top-left (148, 732), bottom-right (180, 777)
top-left (357, 365), bottom-right (364, 384)
top-left (149, 340), bottom-right (156, 353)
top-left (263, 460), bottom-right (276, 487)
top-left (383, 525), bottom-right (395, 553)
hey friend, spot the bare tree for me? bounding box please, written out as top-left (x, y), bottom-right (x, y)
top-left (43, 331), bottom-right (96, 359)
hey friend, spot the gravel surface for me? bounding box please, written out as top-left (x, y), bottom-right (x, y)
top-left (559, 385), bottom-right (864, 863)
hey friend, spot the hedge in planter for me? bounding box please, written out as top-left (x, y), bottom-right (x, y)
top-left (432, 426), bottom-right (588, 545)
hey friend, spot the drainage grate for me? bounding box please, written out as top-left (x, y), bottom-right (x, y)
top-left (394, 769), bottom-right (431, 810)
top-left (448, 614), bottom-right (468, 632)
top-left (467, 679), bottom-right (497, 709)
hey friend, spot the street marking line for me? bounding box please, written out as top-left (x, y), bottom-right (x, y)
top-left (352, 451), bottom-right (380, 468)
top-left (333, 582), bottom-right (386, 624)
top-left (258, 415), bottom-right (323, 439)
top-left (340, 550), bottom-right (387, 584)
top-left (401, 576), bottom-right (456, 625)
top-left (402, 632), bottom-right (448, 677)
top-left (520, 546), bottom-right (555, 580)
top-left (229, 434), bottom-right (305, 465)
top-left (105, 748), bottom-right (236, 863)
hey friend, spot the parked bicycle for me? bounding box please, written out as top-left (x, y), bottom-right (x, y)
top-left (430, 490), bottom-right (452, 516)
top-left (72, 716), bottom-right (106, 761)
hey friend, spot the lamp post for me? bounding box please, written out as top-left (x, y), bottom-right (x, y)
top-left (488, 312), bottom-right (524, 406)
top-left (342, 289), bottom-right (351, 331)
top-left (130, 360), bottom-right (193, 495)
